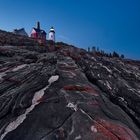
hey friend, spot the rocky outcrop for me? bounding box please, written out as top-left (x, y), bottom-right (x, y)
top-left (0, 45), bottom-right (140, 140)
top-left (0, 30), bottom-right (36, 46)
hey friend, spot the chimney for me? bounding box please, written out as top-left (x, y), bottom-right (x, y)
top-left (36, 21), bottom-right (40, 29)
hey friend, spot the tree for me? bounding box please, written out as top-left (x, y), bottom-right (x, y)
top-left (97, 47), bottom-right (99, 52)
top-left (109, 53), bottom-right (112, 57)
top-left (113, 51), bottom-right (119, 58)
top-left (92, 46), bottom-right (96, 53)
top-left (88, 47), bottom-right (90, 52)
top-left (121, 54), bottom-right (124, 59)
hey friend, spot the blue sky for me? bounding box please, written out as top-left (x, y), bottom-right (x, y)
top-left (0, 0), bottom-right (140, 59)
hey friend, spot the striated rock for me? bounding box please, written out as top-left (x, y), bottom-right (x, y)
top-left (0, 45), bottom-right (140, 140)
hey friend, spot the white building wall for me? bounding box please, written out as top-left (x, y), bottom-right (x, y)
top-left (49, 32), bottom-right (55, 42)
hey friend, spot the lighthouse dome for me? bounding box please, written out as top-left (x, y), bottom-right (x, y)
top-left (50, 27), bottom-right (55, 33)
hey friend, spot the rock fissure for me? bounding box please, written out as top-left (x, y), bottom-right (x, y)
top-left (40, 112), bottom-right (74, 140)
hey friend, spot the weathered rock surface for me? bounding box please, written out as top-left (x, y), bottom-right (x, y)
top-left (0, 45), bottom-right (140, 140)
top-left (0, 30), bottom-right (36, 46)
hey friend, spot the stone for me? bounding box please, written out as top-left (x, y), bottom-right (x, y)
top-left (0, 44), bottom-right (140, 140)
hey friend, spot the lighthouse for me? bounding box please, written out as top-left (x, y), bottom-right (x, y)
top-left (49, 27), bottom-right (55, 42)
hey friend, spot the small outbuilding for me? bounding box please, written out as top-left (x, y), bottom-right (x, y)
top-left (13, 28), bottom-right (28, 37)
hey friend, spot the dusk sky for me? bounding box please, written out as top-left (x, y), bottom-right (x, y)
top-left (0, 0), bottom-right (140, 59)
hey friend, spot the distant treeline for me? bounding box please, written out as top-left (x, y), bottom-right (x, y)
top-left (87, 46), bottom-right (125, 59)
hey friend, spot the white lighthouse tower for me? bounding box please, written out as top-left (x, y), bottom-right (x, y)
top-left (49, 27), bottom-right (55, 42)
